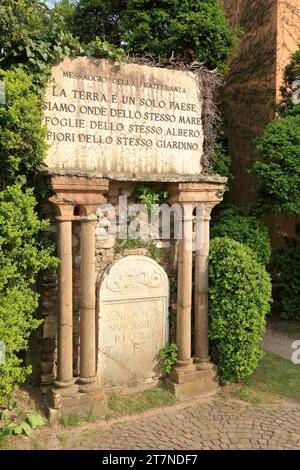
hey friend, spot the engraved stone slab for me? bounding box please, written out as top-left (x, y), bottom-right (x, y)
top-left (98, 256), bottom-right (169, 388)
top-left (43, 56), bottom-right (204, 176)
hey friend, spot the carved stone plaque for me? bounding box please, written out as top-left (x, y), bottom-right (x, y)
top-left (43, 56), bottom-right (204, 176)
top-left (98, 256), bottom-right (169, 388)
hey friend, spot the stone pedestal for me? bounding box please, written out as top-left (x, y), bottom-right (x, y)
top-left (47, 388), bottom-right (106, 422)
top-left (166, 366), bottom-right (218, 400)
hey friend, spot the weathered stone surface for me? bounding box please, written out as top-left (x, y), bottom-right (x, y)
top-left (43, 315), bottom-right (57, 339)
top-left (41, 168), bottom-right (227, 183)
top-left (98, 256), bottom-right (169, 388)
top-left (43, 57), bottom-right (204, 176)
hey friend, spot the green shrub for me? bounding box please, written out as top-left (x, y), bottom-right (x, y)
top-left (0, 69), bottom-right (47, 186)
top-left (0, 184), bottom-right (57, 405)
top-left (211, 207), bottom-right (271, 265)
top-left (253, 114), bottom-right (300, 216)
top-left (272, 245), bottom-right (300, 320)
top-left (159, 343), bottom-right (177, 374)
top-left (210, 142), bottom-right (232, 181)
top-left (209, 237), bottom-right (272, 382)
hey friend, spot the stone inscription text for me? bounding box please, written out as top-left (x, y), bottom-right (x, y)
top-left (44, 57), bottom-right (204, 175)
top-left (43, 75), bottom-right (202, 151)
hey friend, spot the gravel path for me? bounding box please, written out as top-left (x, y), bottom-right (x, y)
top-left (261, 322), bottom-right (298, 359)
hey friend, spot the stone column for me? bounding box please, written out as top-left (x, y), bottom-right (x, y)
top-left (47, 174), bottom-right (109, 417)
top-left (55, 217), bottom-right (74, 389)
top-left (166, 179), bottom-right (227, 401)
top-left (78, 215), bottom-right (99, 392)
top-left (194, 204), bottom-right (214, 369)
top-left (176, 203), bottom-right (194, 368)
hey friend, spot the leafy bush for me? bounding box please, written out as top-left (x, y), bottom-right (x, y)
top-left (1, 7), bottom-right (124, 93)
top-left (0, 403), bottom-right (45, 439)
top-left (272, 245), bottom-right (300, 320)
top-left (209, 237), bottom-right (272, 382)
top-left (137, 186), bottom-right (168, 211)
top-left (0, 69), bottom-right (47, 186)
top-left (211, 207), bottom-right (271, 265)
top-left (73, 0), bottom-right (237, 70)
top-left (253, 114), bottom-right (300, 216)
top-left (0, 184), bottom-right (57, 405)
top-left (210, 142), bottom-right (232, 181)
top-left (159, 343), bottom-right (177, 374)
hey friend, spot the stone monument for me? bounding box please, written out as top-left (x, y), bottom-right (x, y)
top-left (98, 256), bottom-right (169, 389)
top-left (41, 56), bottom-right (227, 419)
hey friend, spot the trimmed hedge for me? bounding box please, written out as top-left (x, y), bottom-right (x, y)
top-left (209, 237), bottom-right (272, 382)
top-left (0, 68), bottom-right (47, 186)
top-left (0, 185), bottom-right (56, 404)
top-left (211, 207), bottom-right (271, 266)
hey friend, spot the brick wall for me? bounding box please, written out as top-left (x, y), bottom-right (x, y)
top-left (222, 0), bottom-right (278, 205)
top-left (222, 0), bottom-right (300, 205)
top-left (221, 0), bottom-right (300, 247)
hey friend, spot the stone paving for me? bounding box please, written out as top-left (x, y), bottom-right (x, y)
top-left (66, 399), bottom-right (300, 450)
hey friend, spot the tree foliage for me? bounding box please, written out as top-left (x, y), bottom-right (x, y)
top-left (209, 237), bottom-right (272, 382)
top-left (73, 0), bottom-right (237, 70)
top-left (253, 115), bottom-right (300, 216)
top-left (0, 0), bottom-right (47, 58)
top-left (72, 0), bottom-right (126, 46)
top-left (0, 2), bottom-right (124, 93)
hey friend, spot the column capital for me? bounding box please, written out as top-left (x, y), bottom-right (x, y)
top-left (47, 175), bottom-right (109, 217)
top-left (167, 178), bottom-right (227, 206)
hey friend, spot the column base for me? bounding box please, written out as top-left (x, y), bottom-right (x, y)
top-left (165, 364), bottom-right (219, 401)
top-left (77, 376), bottom-right (101, 393)
top-left (47, 384), bottom-right (106, 422)
top-left (193, 357), bottom-right (215, 371)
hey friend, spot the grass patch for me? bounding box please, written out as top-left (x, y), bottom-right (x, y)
top-left (84, 409), bottom-right (97, 423)
top-left (234, 387), bottom-right (264, 404)
top-left (58, 433), bottom-right (69, 445)
top-left (59, 415), bottom-right (80, 427)
top-left (78, 427), bottom-right (105, 447)
top-left (107, 383), bottom-right (175, 418)
top-left (232, 350), bottom-right (300, 404)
